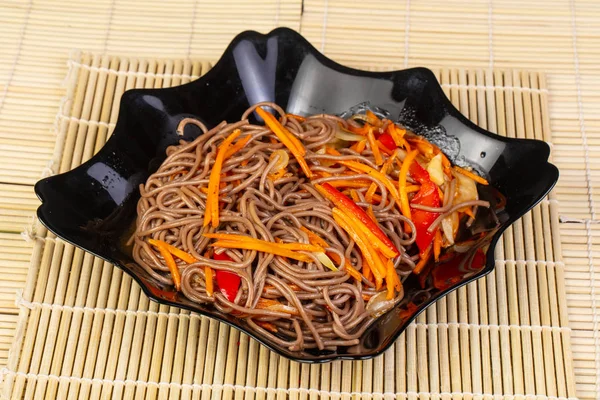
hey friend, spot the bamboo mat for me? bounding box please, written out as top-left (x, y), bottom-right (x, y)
top-left (0, 52), bottom-right (576, 400)
top-left (0, 0), bottom-right (599, 399)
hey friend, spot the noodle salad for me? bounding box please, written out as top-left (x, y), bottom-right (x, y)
top-left (132, 102), bottom-right (491, 351)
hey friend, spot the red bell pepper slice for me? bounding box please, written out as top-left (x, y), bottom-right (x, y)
top-left (317, 183), bottom-right (399, 256)
top-left (409, 162), bottom-right (441, 256)
top-left (432, 248), bottom-right (486, 291)
top-left (213, 252), bottom-right (241, 302)
top-left (378, 133), bottom-right (396, 152)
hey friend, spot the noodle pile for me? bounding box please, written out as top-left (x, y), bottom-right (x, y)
top-left (132, 102), bottom-right (490, 351)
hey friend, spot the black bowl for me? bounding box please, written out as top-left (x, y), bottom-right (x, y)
top-left (34, 28), bottom-right (558, 363)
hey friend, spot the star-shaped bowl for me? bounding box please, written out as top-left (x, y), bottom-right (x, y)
top-left (35, 28), bottom-right (558, 362)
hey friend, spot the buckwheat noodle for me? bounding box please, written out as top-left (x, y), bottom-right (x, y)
top-left (132, 102), bottom-right (490, 352)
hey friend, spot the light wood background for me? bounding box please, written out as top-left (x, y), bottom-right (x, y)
top-left (0, 1), bottom-right (597, 399)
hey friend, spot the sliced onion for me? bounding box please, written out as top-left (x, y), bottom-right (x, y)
top-left (315, 252), bottom-right (338, 272)
top-left (454, 172), bottom-right (478, 204)
top-left (366, 291), bottom-right (396, 317)
top-left (426, 153), bottom-right (445, 186)
top-left (335, 127), bottom-right (366, 142)
top-left (442, 217), bottom-right (455, 246)
top-left (269, 150), bottom-right (289, 171)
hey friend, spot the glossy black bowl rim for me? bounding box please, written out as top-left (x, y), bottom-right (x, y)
top-left (35, 27), bottom-right (559, 363)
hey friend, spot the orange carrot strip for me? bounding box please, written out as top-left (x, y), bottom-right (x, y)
top-left (325, 147), bottom-right (341, 156)
top-left (205, 129), bottom-right (241, 227)
top-left (224, 135), bottom-right (251, 159)
top-left (406, 184), bottom-right (421, 193)
top-left (365, 110), bottom-right (381, 126)
top-left (299, 226), bottom-right (329, 248)
top-left (454, 165), bottom-right (489, 185)
top-left (286, 113), bottom-right (306, 122)
top-left (204, 266), bottom-right (214, 296)
top-left (256, 321), bottom-right (278, 333)
top-left (464, 207), bottom-right (476, 219)
top-left (362, 258), bottom-right (373, 283)
top-left (203, 233), bottom-right (323, 252)
top-left (256, 107), bottom-right (312, 178)
top-left (156, 245), bottom-right (181, 291)
top-left (326, 180), bottom-right (372, 189)
top-left (365, 183), bottom-right (377, 203)
top-left (366, 205), bottom-right (377, 223)
top-left (386, 259), bottom-right (396, 300)
top-left (210, 240), bottom-right (313, 263)
top-left (367, 128), bottom-right (383, 165)
top-left (299, 226), bottom-right (364, 282)
top-left (413, 245), bottom-right (432, 274)
top-left (148, 239), bottom-right (196, 264)
top-left (433, 229), bottom-right (442, 262)
top-left (332, 208), bottom-right (386, 288)
top-left (349, 189), bottom-right (360, 202)
top-left (398, 149), bottom-right (419, 220)
top-left (366, 149), bottom-right (398, 203)
top-left (338, 160), bottom-right (401, 205)
top-left (350, 139), bottom-right (367, 154)
top-left (256, 107), bottom-right (304, 154)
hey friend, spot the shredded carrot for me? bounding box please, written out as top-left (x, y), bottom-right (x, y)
top-left (345, 211), bottom-right (398, 258)
top-left (156, 245), bottom-right (181, 291)
top-left (413, 245), bottom-right (432, 275)
top-left (367, 128), bottom-right (383, 165)
top-left (362, 259), bottom-right (373, 282)
top-left (365, 110), bottom-right (381, 126)
top-left (326, 180), bottom-right (372, 189)
top-left (454, 165), bottom-right (489, 185)
top-left (365, 183), bottom-right (377, 204)
top-left (207, 236), bottom-right (314, 262)
top-left (205, 129), bottom-right (242, 227)
top-left (367, 193), bottom-right (392, 207)
top-left (224, 135), bottom-right (251, 159)
top-left (343, 263), bottom-right (363, 282)
top-left (148, 238), bottom-right (197, 264)
top-left (441, 153), bottom-right (452, 176)
top-left (410, 139), bottom-right (435, 159)
top-left (464, 207), bottom-right (476, 219)
top-left (286, 113), bottom-right (306, 122)
top-left (325, 147), bottom-right (341, 156)
top-left (256, 321), bottom-right (278, 333)
top-left (300, 226), bottom-right (364, 282)
top-left (362, 294), bottom-right (372, 301)
top-left (386, 259), bottom-right (397, 300)
top-left (366, 205), bottom-right (377, 223)
top-left (349, 189), bottom-right (360, 202)
top-left (438, 186), bottom-right (444, 200)
top-left (338, 160), bottom-right (401, 204)
top-left (332, 208), bottom-right (386, 289)
top-left (299, 226), bottom-right (328, 248)
top-left (256, 107), bottom-right (303, 154)
top-left (350, 139), bottom-right (367, 154)
top-left (203, 233), bottom-right (323, 252)
top-left (366, 149), bottom-right (398, 203)
top-left (204, 266), bottom-right (214, 296)
top-left (256, 107), bottom-right (313, 178)
top-left (433, 230), bottom-right (442, 262)
top-left (398, 149), bottom-right (419, 221)
top-left (268, 168), bottom-right (287, 181)
top-left (406, 184), bottom-right (421, 193)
